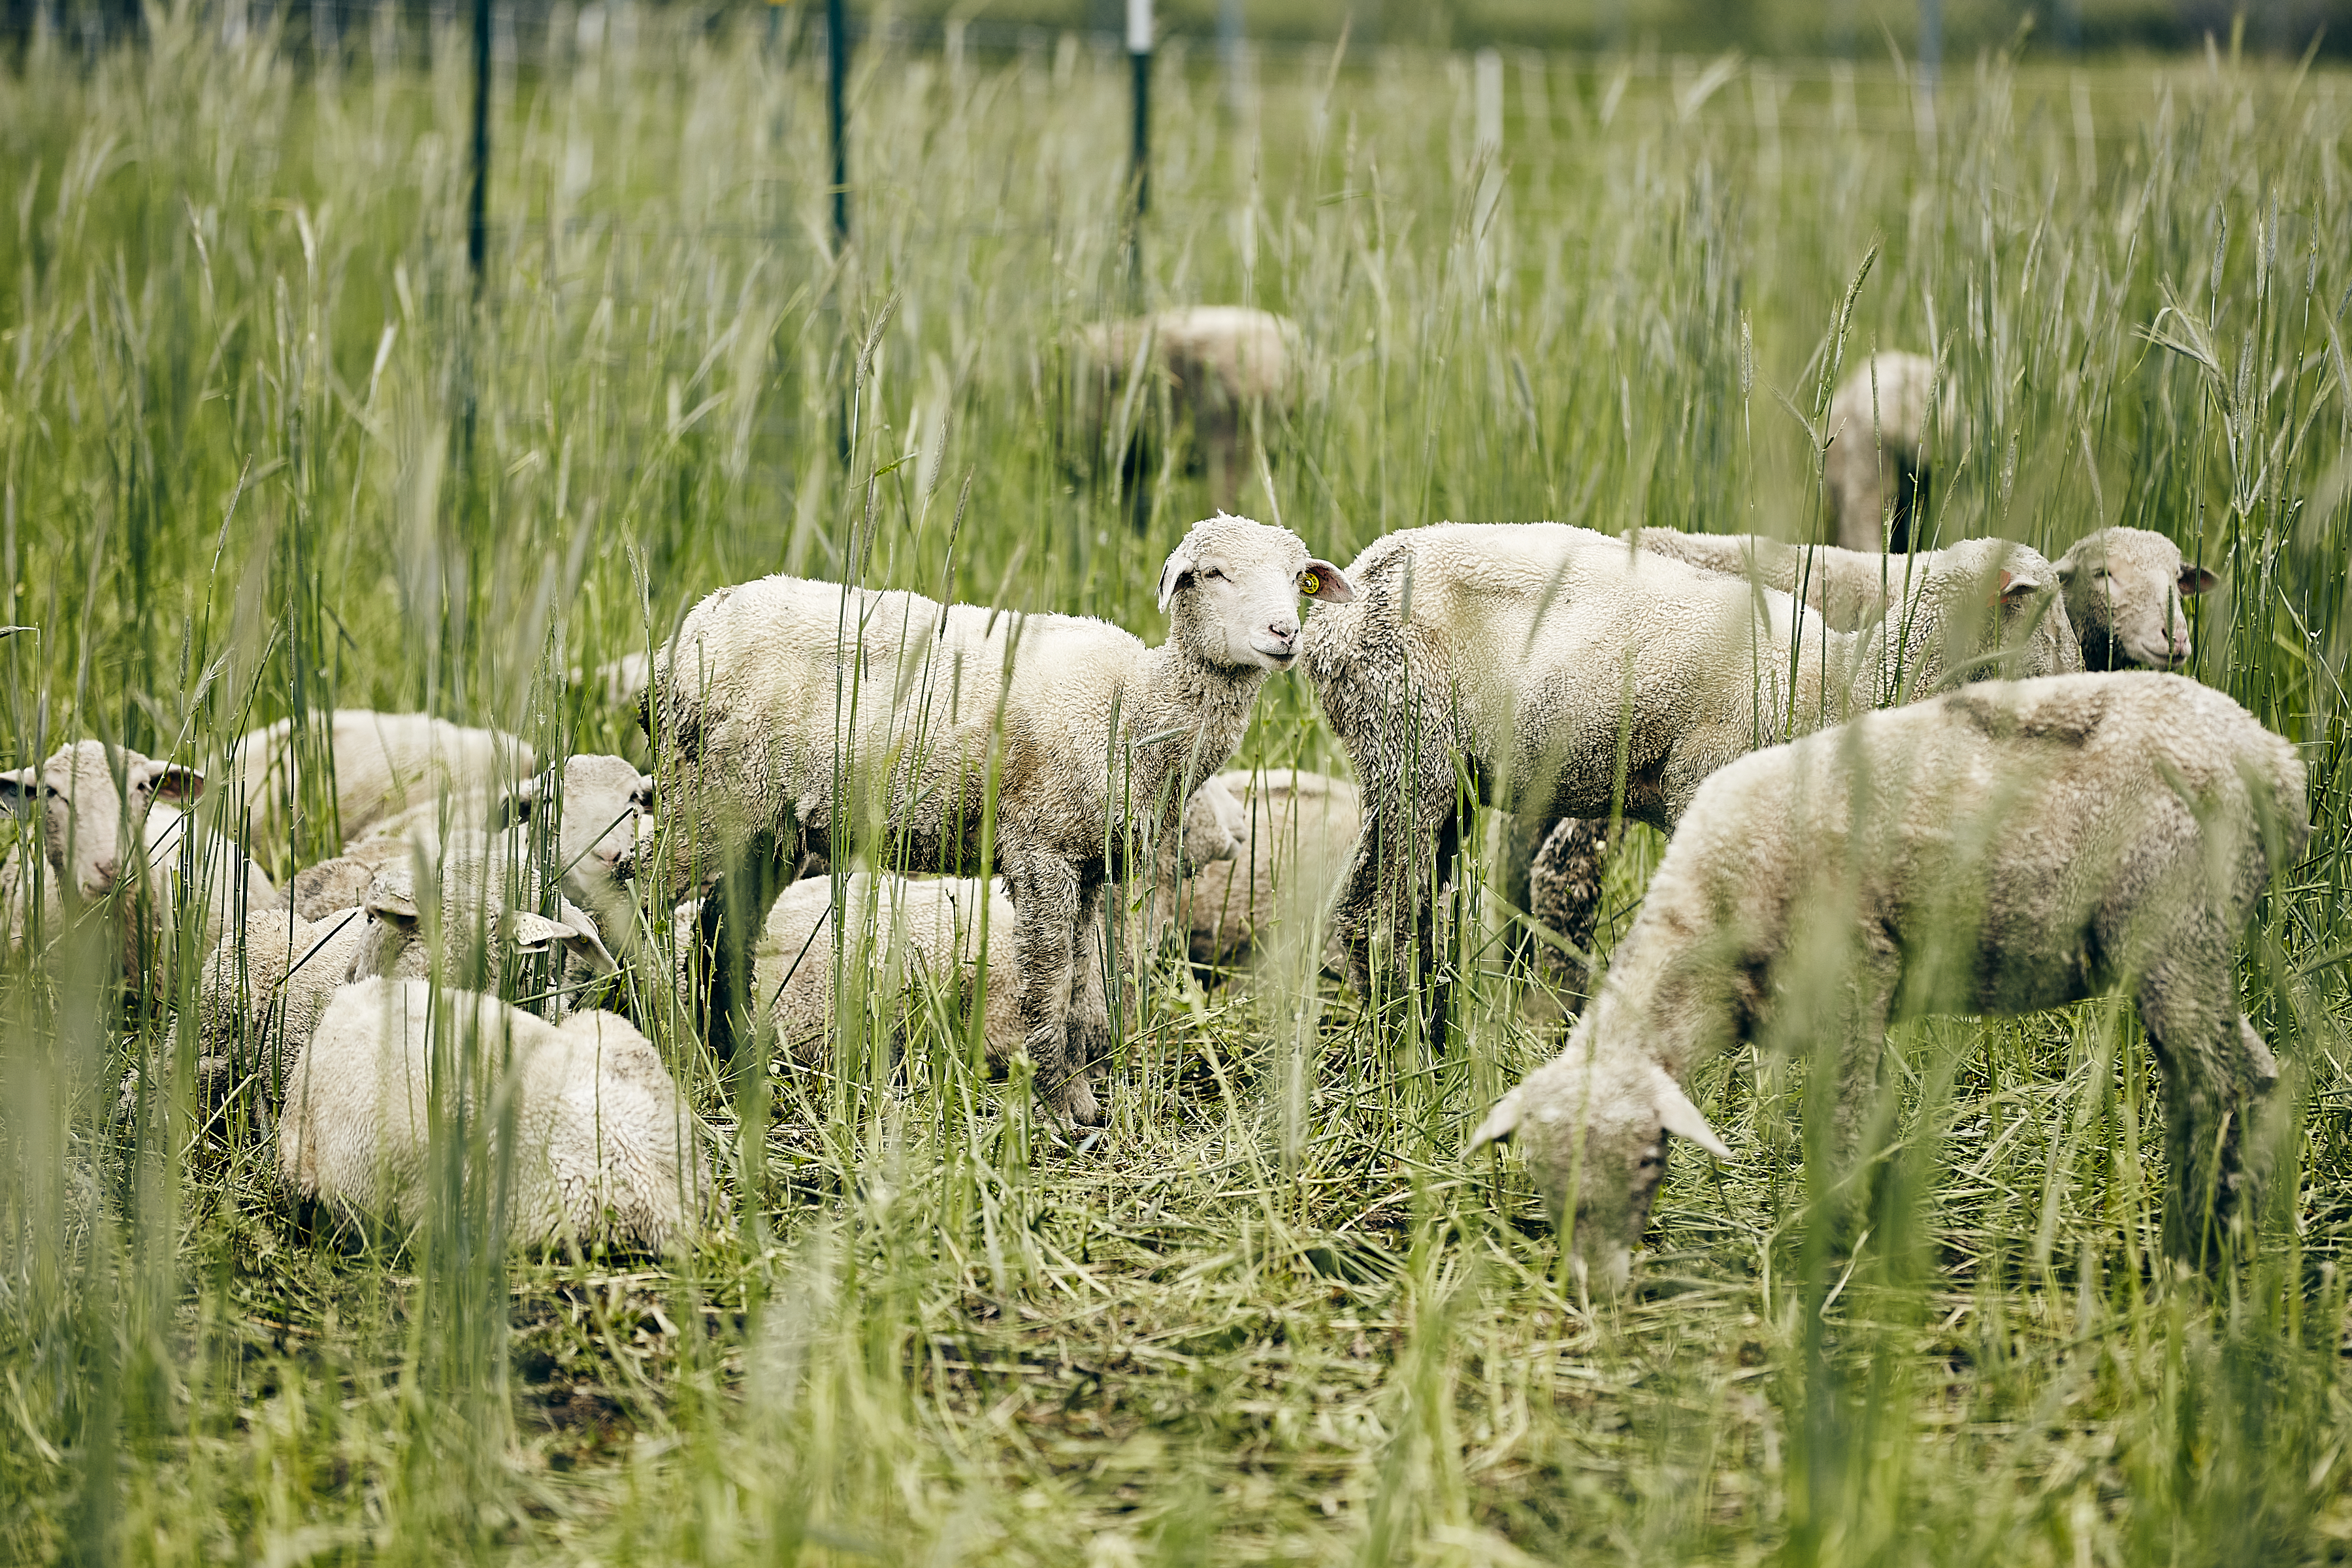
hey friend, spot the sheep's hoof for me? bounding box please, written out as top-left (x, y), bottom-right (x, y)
top-left (1054, 1077), bottom-right (1106, 1132)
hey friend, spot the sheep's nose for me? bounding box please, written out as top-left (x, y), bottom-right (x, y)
top-left (90, 857), bottom-right (120, 891)
top-left (1268, 619), bottom-right (1298, 644)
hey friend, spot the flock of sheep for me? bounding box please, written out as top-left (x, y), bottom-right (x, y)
top-left (0, 315), bottom-right (2305, 1296)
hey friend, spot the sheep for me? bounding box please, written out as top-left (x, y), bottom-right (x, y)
top-left (2053, 525), bottom-right (2217, 671)
top-left (1, 741), bottom-right (284, 967)
top-left (1300, 524), bottom-right (2074, 1036)
top-left (1823, 350), bottom-right (1954, 551)
top-left (214, 708), bottom-right (535, 862)
top-left (1072, 307), bottom-right (1301, 515)
top-left (278, 977), bottom-right (707, 1252)
top-left (163, 905), bottom-right (372, 1113)
top-left (636, 512), bottom-right (1352, 1128)
top-left (1179, 769), bottom-right (1361, 970)
top-left (346, 853), bottom-right (618, 1012)
top-left (1471, 671), bottom-right (2306, 1292)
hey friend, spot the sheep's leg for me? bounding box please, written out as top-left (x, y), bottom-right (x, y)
top-left (696, 826), bottom-right (801, 1072)
top-left (2135, 944), bottom-right (2272, 1269)
top-left (1529, 816), bottom-right (1619, 1012)
top-left (1066, 881), bottom-right (1115, 1116)
top-left (1810, 936), bottom-right (1903, 1235)
top-left (1004, 857), bottom-right (1097, 1130)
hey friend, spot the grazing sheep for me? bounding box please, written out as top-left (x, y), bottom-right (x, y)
top-left (2054, 525), bottom-right (2217, 671)
top-left (216, 709), bottom-right (535, 860)
top-left (1471, 672), bottom-right (2306, 1290)
top-left (638, 512), bottom-right (1352, 1128)
top-left (279, 977), bottom-right (706, 1252)
top-left (1301, 524), bottom-right (2064, 1032)
top-left (1, 742), bottom-right (284, 966)
top-left (1823, 350), bottom-right (1953, 551)
top-left (1073, 306), bottom-right (1301, 515)
top-left (1179, 769), bottom-right (1361, 970)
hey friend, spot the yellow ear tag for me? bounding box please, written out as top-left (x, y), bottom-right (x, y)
top-left (1300, 571), bottom-right (1320, 596)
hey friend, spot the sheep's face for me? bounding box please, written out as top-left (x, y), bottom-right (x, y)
top-left (0, 742), bottom-right (203, 904)
top-left (494, 754), bottom-right (657, 898)
top-left (2056, 527), bottom-right (2215, 671)
top-left (1471, 1039), bottom-right (1729, 1298)
top-left (1158, 513), bottom-right (1352, 672)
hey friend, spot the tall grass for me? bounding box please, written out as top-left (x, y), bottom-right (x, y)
top-left (3, 8), bottom-right (2351, 1563)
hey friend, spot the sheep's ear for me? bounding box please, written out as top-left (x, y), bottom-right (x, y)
top-left (0, 766), bottom-right (44, 815)
top-left (2180, 564), bottom-right (2218, 595)
top-left (561, 922), bottom-right (620, 975)
top-left (1299, 559), bottom-right (1354, 604)
top-left (488, 779), bottom-right (539, 832)
top-left (1993, 568), bottom-right (2043, 605)
top-left (137, 762), bottom-right (204, 806)
top-left (1155, 540), bottom-right (1201, 613)
top-left (1469, 1086), bottom-right (1527, 1151)
top-left (366, 885), bottom-right (421, 924)
top-left (1650, 1069), bottom-right (1731, 1160)
top-left (511, 911), bottom-right (574, 955)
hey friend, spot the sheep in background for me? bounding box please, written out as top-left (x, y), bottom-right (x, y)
top-left (2055, 525), bottom-right (2217, 670)
top-left (214, 709), bottom-right (535, 864)
top-left (636, 512), bottom-right (1352, 1129)
top-left (1301, 524), bottom-right (2066, 1034)
top-left (159, 905), bottom-right (370, 1115)
top-left (1, 741), bottom-right (283, 966)
top-left (1472, 672), bottom-right (2306, 1292)
top-left (346, 854), bottom-right (618, 1011)
top-left (1180, 769), bottom-right (1360, 972)
top-left (279, 977), bottom-right (707, 1253)
top-left (1073, 307), bottom-right (1301, 516)
top-left (1823, 350), bottom-right (1955, 552)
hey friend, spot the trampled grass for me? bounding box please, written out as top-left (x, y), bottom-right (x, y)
top-left (3, 9), bottom-right (2352, 1563)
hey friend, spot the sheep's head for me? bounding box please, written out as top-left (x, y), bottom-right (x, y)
top-left (1920, 538), bottom-right (2080, 683)
top-left (1156, 513), bottom-right (1352, 672)
top-left (2055, 527), bottom-right (2214, 671)
top-left (0, 741), bottom-right (203, 904)
top-left (1469, 1035), bottom-right (1729, 1297)
top-left (491, 753), bottom-right (657, 899)
top-left (354, 857), bottom-right (619, 993)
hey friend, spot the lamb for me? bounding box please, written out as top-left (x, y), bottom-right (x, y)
top-left (346, 853), bottom-right (618, 1011)
top-left (166, 906), bottom-right (372, 1112)
top-left (1470, 672), bottom-right (2306, 1292)
top-left (1300, 524), bottom-right (2073, 1033)
top-left (278, 977), bottom-right (707, 1252)
top-left (636, 512), bottom-right (1352, 1128)
top-left (1072, 307), bottom-right (1301, 515)
top-left (2054, 525), bottom-right (2217, 670)
top-left (1, 741), bottom-right (284, 964)
top-left (214, 708), bottom-right (536, 862)
top-left (1823, 350), bottom-right (1954, 551)
top-left (1179, 769), bottom-right (1361, 970)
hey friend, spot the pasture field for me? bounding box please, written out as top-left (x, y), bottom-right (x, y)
top-left (4, 11), bottom-right (2352, 1563)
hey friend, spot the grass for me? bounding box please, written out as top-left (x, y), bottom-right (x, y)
top-left (5, 8), bottom-right (2352, 1563)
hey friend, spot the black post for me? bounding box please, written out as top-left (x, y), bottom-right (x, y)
top-left (1126, 0), bottom-right (1151, 306)
top-left (827, 0), bottom-right (849, 248)
top-left (468, 0), bottom-right (491, 293)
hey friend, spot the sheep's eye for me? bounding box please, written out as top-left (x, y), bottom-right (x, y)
top-left (1201, 566), bottom-right (1226, 581)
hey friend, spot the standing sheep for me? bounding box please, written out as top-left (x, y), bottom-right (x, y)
top-left (1073, 307), bottom-right (1301, 517)
top-left (637, 512), bottom-right (1352, 1128)
top-left (1823, 350), bottom-right (1954, 551)
top-left (2054, 525), bottom-right (2217, 670)
top-left (1471, 672), bottom-right (2306, 1292)
top-left (279, 977), bottom-right (706, 1252)
top-left (1301, 524), bottom-right (2064, 1034)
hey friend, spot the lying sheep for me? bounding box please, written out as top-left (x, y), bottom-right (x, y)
top-left (217, 708), bottom-right (535, 861)
top-left (1301, 524), bottom-right (2072, 1034)
top-left (1, 741), bottom-right (284, 967)
top-left (167, 906), bottom-right (371, 1112)
top-left (348, 853), bottom-right (618, 1011)
top-left (1179, 769), bottom-right (1360, 970)
top-left (638, 512), bottom-right (1352, 1128)
top-left (1072, 307), bottom-right (1301, 515)
top-left (279, 977), bottom-right (706, 1252)
top-left (1823, 350), bottom-right (1953, 551)
top-left (1472, 672), bottom-right (2306, 1290)
top-left (2054, 525), bottom-right (2217, 670)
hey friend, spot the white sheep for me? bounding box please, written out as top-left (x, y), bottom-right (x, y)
top-left (1823, 350), bottom-right (1953, 551)
top-left (166, 905), bottom-right (371, 1113)
top-left (1179, 769), bottom-right (1360, 970)
top-left (346, 853), bottom-right (618, 1011)
top-left (638, 512), bottom-right (1352, 1128)
top-left (216, 708), bottom-right (536, 860)
top-left (1301, 524), bottom-right (2067, 1026)
top-left (278, 977), bottom-right (706, 1252)
top-left (1, 741), bottom-right (284, 966)
top-left (2053, 525), bottom-right (2217, 670)
top-left (1073, 307), bottom-right (1301, 514)
top-left (1471, 671), bottom-right (2306, 1291)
